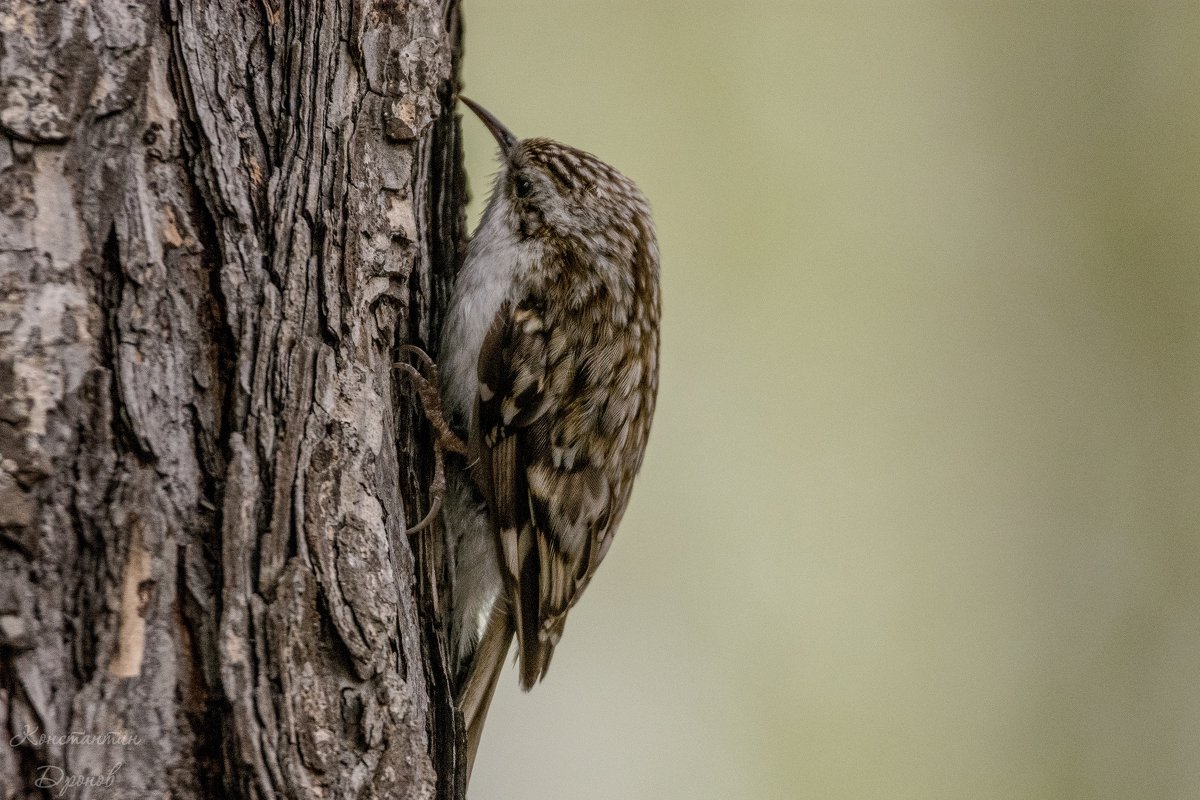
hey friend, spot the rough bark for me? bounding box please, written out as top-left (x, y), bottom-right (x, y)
top-left (0, 1), bottom-right (466, 797)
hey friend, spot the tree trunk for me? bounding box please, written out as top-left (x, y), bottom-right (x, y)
top-left (0, 1), bottom-right (467, 797)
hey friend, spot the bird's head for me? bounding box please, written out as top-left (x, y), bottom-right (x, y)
top-left (460, 97), bottom-right (648, 244)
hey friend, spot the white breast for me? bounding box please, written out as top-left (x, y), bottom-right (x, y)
top-left (439, 203), bottom-right (535, 427)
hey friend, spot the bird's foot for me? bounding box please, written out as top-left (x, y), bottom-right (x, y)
top-left (394, 344), bottom-right (468, 536)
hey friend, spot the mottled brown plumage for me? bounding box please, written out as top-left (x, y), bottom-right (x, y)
top-left (433, 98), bottom-right (659, 781)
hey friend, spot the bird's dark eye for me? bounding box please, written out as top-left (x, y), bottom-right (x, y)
top-left (514, 175), bottom-right (533, 199)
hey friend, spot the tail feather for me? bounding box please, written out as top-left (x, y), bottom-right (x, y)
top-left (460, 606), bottom-right (513, 783)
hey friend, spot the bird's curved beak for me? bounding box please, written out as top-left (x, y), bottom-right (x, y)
top-left (459, 96), bottom-right (518, 156)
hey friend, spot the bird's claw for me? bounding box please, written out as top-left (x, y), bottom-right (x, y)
top-left (395, 345), bottom-right (468, 536)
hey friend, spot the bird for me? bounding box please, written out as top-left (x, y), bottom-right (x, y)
top-left (399, 96), bottom-right (660, 781)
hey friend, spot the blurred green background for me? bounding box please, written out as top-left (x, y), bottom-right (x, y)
top-left (458, 3), bottom-right (1200, 798)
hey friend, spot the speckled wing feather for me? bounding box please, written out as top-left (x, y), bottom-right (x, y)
top-left (475, 286), bottom-right (626, 689)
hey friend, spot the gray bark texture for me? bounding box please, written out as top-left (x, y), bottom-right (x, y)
top-left (0, 0), bottom-right (468, 797)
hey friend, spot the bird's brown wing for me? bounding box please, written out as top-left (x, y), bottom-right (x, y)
top-left (475, 292), bottom-right (615, 689)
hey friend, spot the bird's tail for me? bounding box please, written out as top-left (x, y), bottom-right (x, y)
top-left (459, 604), bottom-right (513, 783)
